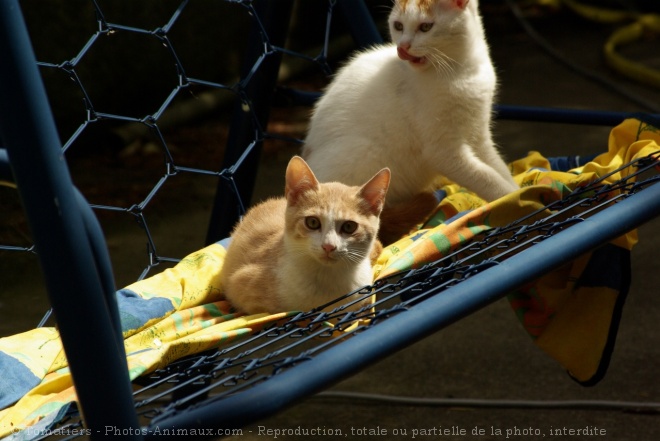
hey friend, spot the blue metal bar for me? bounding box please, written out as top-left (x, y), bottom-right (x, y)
top-left (148, 179), bottom-right (660, 436)
top-left (205, 0), bottom-right (294, 243)
top-left (258, 89), bottom-right (655, 128)
top-left (495, 104), bottom-right (660, 126)
top-left (337, 0), bottom-right (384, 48)
top-left (0, 1), bottom-right (141, 439)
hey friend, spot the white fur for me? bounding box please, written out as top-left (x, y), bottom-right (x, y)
top-left (277, 245), bottom-right (373, 312)
top-left (304, 0), bottom-right (517, 204)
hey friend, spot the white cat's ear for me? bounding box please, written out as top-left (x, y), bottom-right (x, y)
top-left (358, 168), bottom-right (391, 215)
top-left (440, 0), bottom-right (469, 10)
top-left (285, 156), bottom-right (320, 205)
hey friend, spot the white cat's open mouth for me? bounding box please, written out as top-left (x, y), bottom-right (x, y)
top-left (397, 47), bottom-right (426, 66)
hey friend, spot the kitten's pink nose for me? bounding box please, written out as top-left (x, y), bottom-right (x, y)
top-left (322, 243), bottom-right (336, 254)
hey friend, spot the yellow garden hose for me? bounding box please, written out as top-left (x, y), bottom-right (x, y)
top-left (604, 15), bottom-right (660, 89)
top-left (560, 0), bottom-right (660, 89)
top-left (560, 0), bottom-right (636, 23)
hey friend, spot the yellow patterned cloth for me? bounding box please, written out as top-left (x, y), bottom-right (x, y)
top-left (0, 119), bottom-right (658, 438)
top-left (374, 118), bottom-right (660, 385)
top-left (0, 243), bottom-right (296, 438)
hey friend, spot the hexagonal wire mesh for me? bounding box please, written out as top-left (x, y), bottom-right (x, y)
top-left (10, 0), bottom-right (294, 275)
top-left (2, 0), bottom-right (660, 439)
top-left (1, 0), bottom-right (344, 290)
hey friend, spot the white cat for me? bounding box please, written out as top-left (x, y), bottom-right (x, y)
top-left (303, 0), bottom-right (517, 243)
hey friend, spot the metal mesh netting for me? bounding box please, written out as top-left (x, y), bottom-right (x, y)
top-left (136, 154), bottom-right (660, 387)
top-left (2, 0), bottom-right (660, 439)
top-left (42, 147), bottom-right (660, 439)
top-left (0, 0), bottom-right (343, 283)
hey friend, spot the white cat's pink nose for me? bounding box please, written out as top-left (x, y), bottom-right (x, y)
top-left (397, 46), bottom-right (425, 65)
top-left (397, 46), bottom-right (414, 61)
top-left (322, 243), bottom-right (336, 253)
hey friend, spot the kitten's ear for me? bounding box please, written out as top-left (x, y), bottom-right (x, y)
top-left (358, 168), bottom-right (391, 215)
top-left (285, 156), bottom-right (320, 206)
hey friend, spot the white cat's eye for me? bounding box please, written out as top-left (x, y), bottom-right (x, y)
top-left (341, 221), bottom-right (358, 234)
top-left (305, 216), bottom-right (321, 230)
top-left (419, 22), bottom-right (433, 32)
top-left (393, 21), bottom-right (403, 31)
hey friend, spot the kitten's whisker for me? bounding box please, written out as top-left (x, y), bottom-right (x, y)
top-left (344, 248), bottom-right (368, 265)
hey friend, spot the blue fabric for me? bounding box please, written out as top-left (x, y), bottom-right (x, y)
top-left (0, 352), bottom-right (40, 409)
top-left (116, 289), bottom-right (176, 333)
top-left (547, 154), bottom-right (599, 172)
top-left (444, 210), bottom-right (472, 224)
top-left (433, 189), bottom-right (447, 202)
top-left (218, 237), bottom-right (232, 249)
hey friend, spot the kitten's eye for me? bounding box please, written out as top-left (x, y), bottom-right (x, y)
top-left (419, 22), bottom-right (433, 32)
top-left (341, 221), bottom-right (358, 234)
top-left (393, 21), bottom-right (403, 31)
top-left (305, 216), bottom-right (321, 230)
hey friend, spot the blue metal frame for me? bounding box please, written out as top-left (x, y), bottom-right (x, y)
top-left (495, 105), bottom-right (660, 126)
top-left (146, 178), bottom-right (660, 436)
top-left (2, 0), bottom-right (660, 438)
top-left (337, 0), bottom-right (384, 48)
top-left (0, 1), bottom-right (141, 439)
top-left (205, 0), bottom-right (295, 244)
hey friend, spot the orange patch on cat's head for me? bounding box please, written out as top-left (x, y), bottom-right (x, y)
top-left (396, 0), bottom-right (469, 13)
top-left (397, 0), bottom-right (435, 14)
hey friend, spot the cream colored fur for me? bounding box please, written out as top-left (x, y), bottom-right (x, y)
top-left (221, 156), bottom-right (390, 314)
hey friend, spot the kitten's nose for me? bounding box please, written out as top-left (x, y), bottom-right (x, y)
top-left (322, 243), bottom-right (336, 254)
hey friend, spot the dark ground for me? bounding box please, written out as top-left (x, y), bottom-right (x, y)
top-left (1, 1), bottom-right (660, 440)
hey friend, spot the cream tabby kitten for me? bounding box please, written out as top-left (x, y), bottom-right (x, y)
top-left (303, 0), bottom-right (517, 244)
top-left (221, 156), bottom-right (390, 314)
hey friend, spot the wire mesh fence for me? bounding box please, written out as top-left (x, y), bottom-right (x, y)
top-left (0, 0), bottom-right (354, 289)
top-left (2, 0), bottom-right (660, 439)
